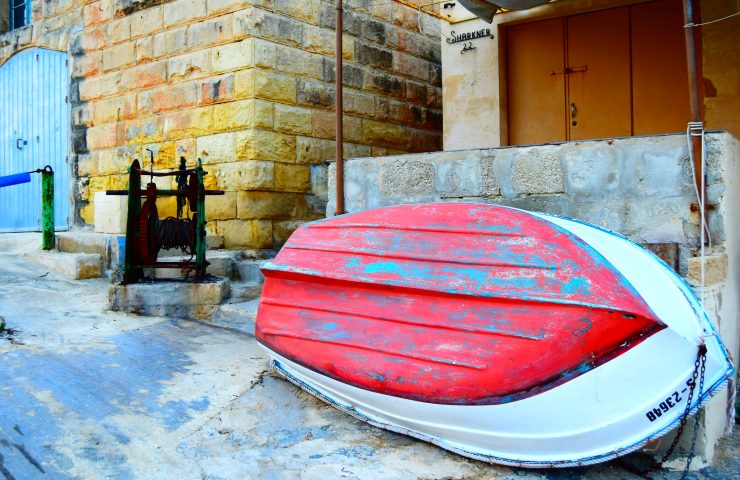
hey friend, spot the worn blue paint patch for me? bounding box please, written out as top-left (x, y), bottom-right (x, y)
top-left (362, 260), bottom-right (404, 275)
top-left (329, 445), bottom-right (376, 459)
top-left (0, 321), bottom-right (213, 478)
top-left (562, 277), bottom-right (592, 295)
top-left (344, 257), bottom-right (361, 268)
top-left (13, 322), bottom-right (206, 430)
top-left (330, 331), bottom-right (351, 340)
top-left (158, 397), bottom-right (211, 430)
top-left (485, 275), bottom-right (540, 293)
top-left (323, 322), bottom-right (339, 331)
top-left (441, 266), bottom-right (489, 289)
top-left (0, 364), bottom-right (75, 479)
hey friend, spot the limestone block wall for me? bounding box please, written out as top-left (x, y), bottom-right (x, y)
top-left (328, 131), bottom-right (740, 463)
top-left (0, 0), bottom-right (443, 248)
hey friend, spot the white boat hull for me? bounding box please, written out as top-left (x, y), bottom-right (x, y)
top-left (258, 209), bottom-right (735, 467)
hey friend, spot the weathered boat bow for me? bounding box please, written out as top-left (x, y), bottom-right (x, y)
top-left (256, 203), bottom-right (734, 467)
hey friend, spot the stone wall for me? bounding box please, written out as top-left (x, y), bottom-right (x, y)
top-left (0, 0), bottom-right (442, 248)
top-left (0, 1), bottom-right (9, 34)
top-left (328, 131), bottom-right (740, 464)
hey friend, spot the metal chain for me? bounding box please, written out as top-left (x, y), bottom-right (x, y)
top-left (648, 344), bottom-right (708, 479)
top-left (682, 349), bottom-right (707, 477)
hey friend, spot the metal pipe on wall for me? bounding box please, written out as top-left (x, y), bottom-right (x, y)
top-left (335, 0), bottom-right (345, 215)
top-left (682, 0), bottom-right (710, 213)
top-left (333, 0), bottom-right (462, 216)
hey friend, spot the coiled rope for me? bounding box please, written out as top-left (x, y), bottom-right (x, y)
top-left (158, 217), bottom-right (195, 254)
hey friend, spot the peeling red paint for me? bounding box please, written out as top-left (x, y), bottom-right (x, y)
top-left (256, 204), bottom-right (663, 405)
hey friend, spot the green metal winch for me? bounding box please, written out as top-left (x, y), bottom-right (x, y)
top-left (107, 157), bottom-right (224, 284)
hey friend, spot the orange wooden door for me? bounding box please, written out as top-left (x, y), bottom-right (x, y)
top-left (506, 18), bottom-right (566, 145)
top-left (566, 7), bottom-right (632, 140)
top-left (631, 0), bottom-right (690, 135)
top-left (505, 1), bottom-right (690, 145)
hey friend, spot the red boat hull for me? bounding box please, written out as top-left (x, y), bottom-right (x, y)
top-left (256, 204), bottom-right (663, 405)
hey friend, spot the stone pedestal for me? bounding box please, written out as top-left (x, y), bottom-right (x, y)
top-left (109, 277), bottom-right (231, 320)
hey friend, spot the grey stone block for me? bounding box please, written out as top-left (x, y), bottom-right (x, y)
top-left (364, 70), bottom-right (404, 98)
top-left (512, 148), bottom-right (564, 195)
top-left (108, 277), bottom-right (231, 320)
top-left (623, 197), bottom-right (689, 240)
top-left (360, 18), bottom-right (386, 44)
top-left (642, 218), bottom-right (686, 244)
top-left (497, 195), bottom-right (572, 217)
top-left (250, 10), bottom-right (304, 47)
top-left (571, 200), bottom-right (627, 233)
top-left (562, 141), bottom-right (623, 199)
top-left (491, 151), bottom-right (516, 199)
top-left (707, 183), bottom-right (725, 205)
top-left (380, 159), bottom-right (435, 195)
top-left (635, 148), bottom-right (691, 198)
top-left (355, 42), bottom-right (393, 70)
top-left (479, 156), bottom-right (500, 196)
top-left (297, 79), bottom-right (335, 108)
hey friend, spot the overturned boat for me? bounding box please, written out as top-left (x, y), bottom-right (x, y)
top-left (255, 203), bottom-right (734, 467)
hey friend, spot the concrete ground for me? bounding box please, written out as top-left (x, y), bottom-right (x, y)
top-left (0, 250), bottom-right (738, 480)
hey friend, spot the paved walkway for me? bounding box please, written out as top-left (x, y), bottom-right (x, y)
top-left (0, 251), bottom-right (737, 479)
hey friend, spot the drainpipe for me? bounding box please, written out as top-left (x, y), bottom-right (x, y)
top-left (335, 0), bottom-right (345, 215)
top-left (682, 0), bottom-right (710, 214)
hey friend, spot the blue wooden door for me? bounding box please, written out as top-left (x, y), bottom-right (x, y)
top-left (0, 48), bottom-right (70, 232)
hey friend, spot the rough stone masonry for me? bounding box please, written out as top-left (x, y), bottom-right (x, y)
top-left (0, 0), bottom-right (443, 248)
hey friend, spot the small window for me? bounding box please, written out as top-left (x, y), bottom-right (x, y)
top-left (9, 0), bottom-right (30, 30)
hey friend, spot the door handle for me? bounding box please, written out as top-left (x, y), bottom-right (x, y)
top-left (16, 138), bottom-right (27, 150)
top-left (570, 103), bottom-right (577, 118)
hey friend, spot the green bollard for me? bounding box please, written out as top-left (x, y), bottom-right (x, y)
top-left (41, 166), bottom-right (55, 250)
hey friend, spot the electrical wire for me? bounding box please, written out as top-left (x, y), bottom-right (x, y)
top-left (685, 10), bottom-right (740, 28)
top-left (686, 122), bottom-right (710, 315)
top-left (686, 123), bottom-right (712, 246)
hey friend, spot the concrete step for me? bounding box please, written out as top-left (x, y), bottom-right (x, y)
top-left (57, 232), bottom-right (115, 260)
top-left (209, 298), bottom-right (260, 334)
top-left (25, 251), bottom-right (102, 280)
top-left (0, 233), bottom-right (105, 279)
top-left (234, 259), bottom-right (265, 285)
top-left (56, 232), bottom-right (124, 274)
